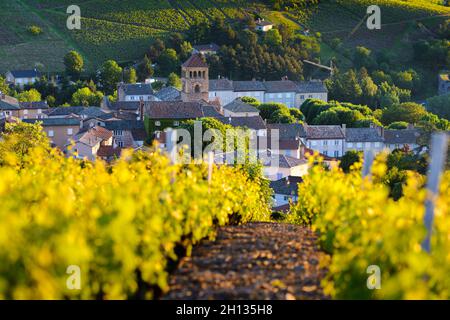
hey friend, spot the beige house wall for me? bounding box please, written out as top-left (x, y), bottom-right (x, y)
top-left (43, 125), bottom-right (81, 149)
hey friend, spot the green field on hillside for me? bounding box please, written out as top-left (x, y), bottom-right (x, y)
top-left (0, 0), bottom-right (448, 73)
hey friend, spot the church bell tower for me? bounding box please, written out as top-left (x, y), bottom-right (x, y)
top-left (181, 53), bottom-right (209, 102)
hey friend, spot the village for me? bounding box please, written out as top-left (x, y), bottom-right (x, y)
top-left (0, 51), bottom-right (424, 213)
top-left (1, 0), bottom-right (450, 305)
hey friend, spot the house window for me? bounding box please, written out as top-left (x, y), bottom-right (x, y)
top-left (48, 130), bottom-right (54, 137)
top-left (23, 110), bottom-right (28, 115)
top-left (277, 93), bottom-right (282, 98)
top-left (130, 96), bottom-right (135, 101)
top-left (335, 140), bottom-right (339, 145)
top-left (374, 142), bottom-right (381, 148)
top-left (286, 93), bottom-right (291, 98)
top-left (334, 150), bottom-right (339, 157)
top-left (117, 141), bottom-right (124, 148)
top-left (173, 121), bottom-right (179, 126)
top-left (347, 142), bottom-right (353, 148)
top-left (300, 95), bottom-right (305, 100)
top-left (283, 196), bottom-right (290, 201)
top-left (114, 130), bottom-right (123, 136)
top-left (323, 140), bottom-right (328, 146)
top-left (67, 128), bottom-right (73, 135)
top-left (323, 151), bottom-right (328, 156)
top-left (37, 109), bottom-right (42, 114)
top-left (308, 95), bottom-right (313, 98)
top-left (155, 121), bottom-right (161, 127)
top-left (365, 142), bottom-right (371, 148)
top-left (276, 173), bottom-right (283, 180)
top-left (311, 141), bottom-right (317, 146)
top-left (269, 93), bottom-right (274, 99)
top-left (357, 143), bottom-right (363, 148)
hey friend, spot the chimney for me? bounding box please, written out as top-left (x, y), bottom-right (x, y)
top-left (228, 116), bottom-right (232, 124)
top-left (341, 123), bottom-right (346, 135)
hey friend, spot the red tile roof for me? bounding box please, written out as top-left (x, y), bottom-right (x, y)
top-left (97, 145), bottom-right (121, 158)
top-left (182, 53), bottom-right (208, 68)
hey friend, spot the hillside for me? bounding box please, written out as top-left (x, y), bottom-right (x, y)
top-left (0, 0), bottom-right (448, 73)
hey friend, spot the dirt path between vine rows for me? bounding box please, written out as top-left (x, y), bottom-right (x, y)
top-left (164, 222), bottom-right (329, 300)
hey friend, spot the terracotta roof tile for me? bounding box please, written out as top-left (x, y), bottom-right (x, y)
top-left (182, 53), bottom-right (208, 68)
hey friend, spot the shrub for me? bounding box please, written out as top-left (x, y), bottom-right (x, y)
top-left (0, 124), bottom-right (271, 299)
top-left (288, 156), bottom-right (450, 299)
top-left (28, 25), bottom-right (43, 36)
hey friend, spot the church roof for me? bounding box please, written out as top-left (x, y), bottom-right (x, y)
top-left (182, 53), bottom-right (208, 68)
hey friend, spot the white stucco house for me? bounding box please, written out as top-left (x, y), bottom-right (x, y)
top-left (209, 78), bottom-right (328, 108)
top-left (5, 69), bottom-right (40, 87)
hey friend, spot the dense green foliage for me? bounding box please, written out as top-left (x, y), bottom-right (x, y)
top-left (300, 99), bottom-right (379, 127)
top-left (64, 51), bottom-right (84, 78)
top-left (257, 102), bottom-right (304, 123)
top-left (0, 122), bottom-right (271, 299)
top-left (289, 155), bottom-right (450, 299)
top-left (427, 93), bottom-right (450, 121)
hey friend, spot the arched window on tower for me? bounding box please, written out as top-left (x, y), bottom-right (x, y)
top-left (190, 71), bottom-right (193, 78)
top-left (193, 71), bottom-right (197, 78)
top-left (194, 84), bottom-right (201, 93)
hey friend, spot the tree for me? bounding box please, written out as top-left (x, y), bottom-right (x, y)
top-left (257, 103), bottom-right (302, 124)
top-left (240, 96), bottom-right (260, 107)
top-left (46, 95), bottom-right (56, 107)
top-left (353, 46), bottom-right (376, 70)
top-left (381, 102), bottom-right (427, 125)
top-left (17, 89), bottom-right (41, 102)
top-left (167, 73), bottom-right (182, 89)
top-left (264, 29), bottom-right (282, 47)
top-left (64, 51), bottom-right (84, 78)
top-left (100, 60), bottom-right (122, 94)
top-left (312, 106), bottom-right (364, 126)
top-left (179, 41), bottom-right (193, 61)
top-left (358, 68), bottom-right (378, 107)
top-left (147, 39), bottom-right (166, 61)
top-left (137, 55), bottom-right (154, 82)
top-left (181, 117), bottom-right (233, 154)
top-left (0, 76), bottom-right (9, 95)
top-left (0, 122), bottom-right (50, 166)
top-left (327, 69), bottom-right (363, 103)
top-left (339, 150), bottom-right (361, 173)
top-left (426, 93), bottom-right (450, 120)
top-left (387, 121), bottom-right (408, 129)
top-left (289, 108), bottom-right (304, 121)
top-left (124, 68), bottom-right (137, 84)
top-left (71, 87), bottom-right (104, 106)
top-left (158, 49), bottom-right (179, 76)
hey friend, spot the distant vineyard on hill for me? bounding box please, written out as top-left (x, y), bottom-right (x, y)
top-left (0, 0), bottom-right (448, 72)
